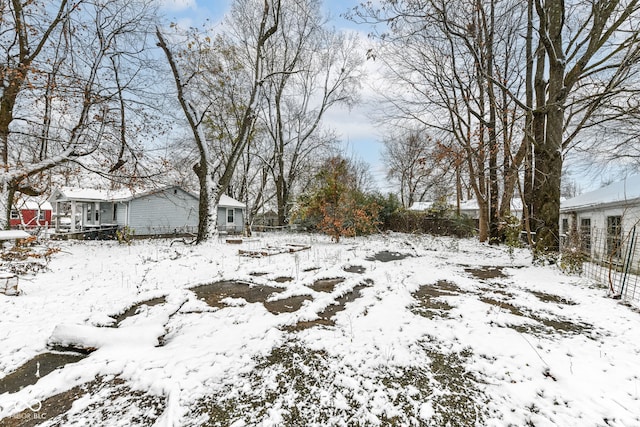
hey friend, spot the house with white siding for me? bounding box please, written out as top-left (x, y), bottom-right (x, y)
top-left (50, 186), bottom-right (245, 236)
top-left (559, 175), bottom-right (640, 259)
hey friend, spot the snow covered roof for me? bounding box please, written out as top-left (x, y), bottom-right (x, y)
top-left (408, 201), bottom-right (434, 211)
top-left (410, 198), bottom-right (523, 213)
top-left (219, 194), bottom-right (245, 209)
top-left (52, 187), bottom-right (133, 202)
top-left (52, 186), bottom-right (245, 208)
top-left (561, 175), bottom-right (640, 212)
top-left (14, 197), bottom-right (52, 211)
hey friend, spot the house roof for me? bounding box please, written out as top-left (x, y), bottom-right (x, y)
top-left (52, 187), bottom-right (133, 202)
top-left (409, 198), bottom-right (523, 212)
top-left (561, 175), bottom-right (640, 212)
top-left (52, 186), bottom-right (245, 208)
top-left (14, 197), bottom-right (52, 211)
top-left (219, 194), bottom-right (245, 209)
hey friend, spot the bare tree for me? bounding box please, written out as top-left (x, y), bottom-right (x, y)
top-left (0, 0), bottom-right (160, 229)
top-left (382, 129), bottom-right (452, 208)
top-left (531, 0), bottom-right (640, 253)
top-left (352, 0), bottom-right (529, 242)
top-left (259, 0), bottom-right (363, 226)
top-left (156, 0), bottom-right (281, 243)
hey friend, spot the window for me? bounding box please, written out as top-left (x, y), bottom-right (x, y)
top-left (10, 209), bottom-right (19, 220)
top-left (580, 218), bottom-right (591, 253)
top-left (227, 208), bottom-right (235, 224)
top-left (607, 216), bottom-right (622, 259)
top-left (561, 218), bottom-right (569, 235)
top-left (87, 205), bottom-right (92, 222)
top-left (38, 210), bottom-right (46, 221)
top-left (113, 204), bottom-right (118, 222)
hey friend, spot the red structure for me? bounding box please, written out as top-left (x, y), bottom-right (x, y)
top-left (9, 199), bottom-right (53, 229)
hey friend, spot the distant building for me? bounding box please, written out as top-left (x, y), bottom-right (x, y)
top-left (10, 197), bottom-right (52, 229)
top-left (409, 198), bottom-right (523, 219)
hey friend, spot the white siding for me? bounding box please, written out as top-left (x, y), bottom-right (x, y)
top-left (115, 201), bottom-right (128, 227)
top-left (217, 206), bottom-right (244, 233)
top-left (127, 188), bottom-right (198, 235)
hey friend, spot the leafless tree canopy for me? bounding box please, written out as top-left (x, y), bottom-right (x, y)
top-left (352, 0), bottom-right (640, 251)
top-left (0, 0), bottom-right (163, 228)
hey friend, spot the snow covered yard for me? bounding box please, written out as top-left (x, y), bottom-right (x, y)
top-left (0, 233), bottom-right (639, 426)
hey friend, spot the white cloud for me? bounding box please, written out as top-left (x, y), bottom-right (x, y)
top-left (158, 0), bottom-right (196, 12)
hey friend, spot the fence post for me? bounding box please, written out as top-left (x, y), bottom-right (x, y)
top-left (619, 226), bottom-right (636, 299)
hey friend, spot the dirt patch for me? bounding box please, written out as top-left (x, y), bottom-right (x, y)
top-left (479, 285), bottom-right (514, 298)
top-left (0, 377), bottom-right (164, 427)
top-left (0, 352), bottom-right (86, 395)
top-left (366, 251), bottom-right (412, 262)
top-left (465, 266), bottom-right (507, 280)
top-left (110, 296), bottom-right (167, 326)
top-left (186, 339), bottom-right (487, 426)
top-left (191, 281), bottom-right (283, 309)
top-left (343, 265), bottom-right (366, 274)
top-left (481, 296), bottom-right (594, 337)
top-left (309, 277), bottom-right (344, 293)
top-left (412, 280), bottom-right (464, 318)
top-left (263, 295), bottom-right (312, 314)
top-left (481, 296), bottom-right (527, 317)
top-left (529, 290), bottom-right (577, 305)
top-left (274, 276), bottom-right (293, 283)
top-left (287, 284), bottom-right (369, 331)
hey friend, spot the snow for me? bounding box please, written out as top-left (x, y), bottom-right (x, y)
top-left (561, 174), bottom-right (640, 211)
top-left (0, 233), bottom-right (639, 426)
top-left (0, 230), bottom-right (31, 240)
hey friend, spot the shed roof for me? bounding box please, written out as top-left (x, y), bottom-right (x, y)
top-left (560, 175), bottom-right (640, 212)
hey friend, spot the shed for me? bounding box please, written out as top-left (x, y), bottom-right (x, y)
top-left (560, 175), bottom-right (640, 259)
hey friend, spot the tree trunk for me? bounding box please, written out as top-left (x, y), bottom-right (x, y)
top-left (0, 180), bottom-right (12, 230)
top-left (193, 162), bottom-right (219, 243)
top-left (534, 0), bottom-right (564, 254)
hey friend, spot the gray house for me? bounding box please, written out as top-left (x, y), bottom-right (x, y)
top-left (50, 186), bottom-right (245, 235)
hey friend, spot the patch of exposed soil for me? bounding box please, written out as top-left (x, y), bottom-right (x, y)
top-left (110, 296), bottom-right (167, 326)
top-left (529, 290), bottom-right (577, 305)
top-left (366, 251), bottom-right (412, 262)
top-left (0, 352), bottom-right (85, 395)
top-left (186, 338), bottom-right (487, 426)
top-left (343, 265), bottom-right (366, 274)
top-left (191, 281), bottom-right (283, 309)
top-left (481, 296), bottom-right (594, 337)
top-left (412, 280), bottom-right (464, 318)
top-left (286, 284), bottom-right (369, 331)
top-left (263, 295), bottom-right (312, 314)
top-left (0, 377), bottom-right (164, 427)
top-left (310, 278), bottom-right (344, 293)
top-left (464, 266), bottom-right (508, 280)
